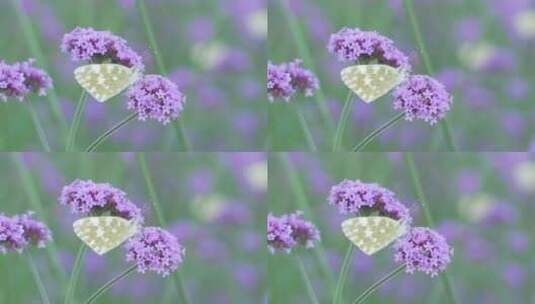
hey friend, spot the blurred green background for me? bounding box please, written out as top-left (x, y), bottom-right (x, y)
top-left (0, 152), bottom-right (266, 303)
top-left (269, 152), bottom-right (535, 303)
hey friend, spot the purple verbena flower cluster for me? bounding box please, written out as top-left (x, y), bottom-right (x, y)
top-left (327, 179), bottom-right (411, 222)
top-left (267, 59), bottom-right (319, 102)
top-left (59, 179), bottom-right (143, 223)
top-left (0, 212), bottom-right (51, 253)
top-left (267, 211), bottom-right (320, 253)
top-left (392, 75), bottom-right (452, 125)
top-left (0, 59), bottom-right (52, 101)
top-left (393, 227), bottom-right (453, 277)
top-left (327, 27), bottom-right (411, 70)
top-left (60, 27), bottom-right (144, 70)
top-left (125, 227), bottom-right (185, 277)
top-left (125, 75), bottom-right (186, 124)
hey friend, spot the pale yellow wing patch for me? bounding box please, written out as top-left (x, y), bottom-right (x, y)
top-left (340, 64), bottom-right (405, 103)
top-left (341, 216), bottom-right (405, 255)
top-left (74, 64), bottom-right (140, 102)
top-left (73, 216), bottom-right (139, 255)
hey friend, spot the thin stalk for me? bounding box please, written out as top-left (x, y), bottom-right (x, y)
top-left (279, 0), bottom-right (335, 134)
top-left (26, 101), bottom-right (51, 152)
top-left (279, 153), bottom-right (336, 293)
top-left (403, 0), bottom-right (457, 151)
top-left (332, 243), bottom-right (354, 304)
top-left (64, 244), bottom-right (87, 304)
top-left (12, 154), bottom-right (66, 285)
top-left (296, 256), bottom-right (320, 304)
top-left (404, 153), bottom-right (459, 304)
top-left (26, 251), bottom-right (51, 304)
top-left (293, 103), bottom-right (317, 151)
top-left (352, 112), bottom-right (404, 151)
top-left (66, 91), bottom-right (88, 151)
top-left (137, 0), bottom-right (191, 150)
top-left (84, 265), bottom-right (137, 304)
top-left (85, 112), bottom-right (137, 152)
top-left (10, 0), bottom-right (68, 137)
top-left (333, 91), bottom-right (354, 151)
top-left (137, 153), bottom-right (192, 304)
top-left (352, 264), bottom-right (406, 304)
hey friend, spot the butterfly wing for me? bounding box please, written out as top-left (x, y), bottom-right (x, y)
top-left (73, 216), bottom-right (139, 255)
top-left (341, 216), bottom-right (404, 255)
top-left (340, 64), bottom-right (405, 103)
top-left (74, 64), bottom-right (140, 103)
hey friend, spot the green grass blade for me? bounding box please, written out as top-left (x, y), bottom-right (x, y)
top-left (66, 91), bottom-right (88, 151)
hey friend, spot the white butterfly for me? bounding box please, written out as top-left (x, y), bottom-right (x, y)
top-left (341, 216), bottom-right (408, 255)
top-left (340, 64), bottom-right (406, 103)
top-left (73, 216), bottom-right (140, 255)
top-left (74, 63), bottom-right (140, 103)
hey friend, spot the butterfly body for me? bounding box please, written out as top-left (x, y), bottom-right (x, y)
top-left (341, 216), bottom-right (407, 255)
top-left (73, 216), bottom-right (139, 255)
top-left (74, 64), bottom-right (140, 102)
top-left (340, 64), bottom-right (406, 103)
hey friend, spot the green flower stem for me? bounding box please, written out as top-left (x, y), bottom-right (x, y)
top-left (26, 251), bottom-right (51, 304)
top-left (332, 243), bottom-right (354, 304)
top-left (12, 154), bottom-right (67, 286)
top-left (85, 112), bottom-right (138, 152)
top-left (26, 101), bottom-right (51, 152)
top-left (137, 153), bottom-right (192, 304)
top-left (64, 244), bottom-right (87, 304)
top-left (352, 264), bottom-right (406, 304)
top-left (404, 153), bottom-right (459, 304)
top-left (352, 112), bottom-right (404, 151)
top-left (84, 265), bottom-right (137, 304)
top-left (293, 103), bottom-right (317, 151)
top-left (403, 0), bottom-right (457, 151)
top-left (332, 91), bottom-right (354, 151)
top-left (11, 0), bottom-right (68, 139)
top-left (279, 153), bottom-right (336, 293)
top-left (137, 0), bottom-right (191, 151)
top-left (279, 0), bottom-right (335, 135)
top-left (66, 91), bottom-right (88, 151)
top-left (296, 256), bottom-right (320, 304)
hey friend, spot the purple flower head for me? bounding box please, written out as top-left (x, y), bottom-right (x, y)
top-left (59, 179), bottom-right (143, 223)
top-left (13, 212), bottom-right (52, 248)
top-left (393, 75), bottom-right (452, 125)
top-left (15, 59), bottom-right (53, 96)
top-left (327, 179), bottom-right (411, 222)
top-left (267, 211), bottom-right (320, 253)
top-left (0, 214), bottom-right (26, 253)
top-left (0, 59), bottom-right (52, 101)
top-left (60, 27), bottom-right (144, 70)
top-left (282, 59), bottom-right (319, 97)
top-left (327, 27), bottom-right (411, 70)
top-left (124, 227), bottom-right (185, 277)
top-left (394, 227), bottom-right (453, 277)
top-left (267, 61), bottom-right (294, 102)
top-left (267, 59), bottom-right (319, 101)
top-left (267, 213), bottom-right (295, 253)
top-left (284, 211), bottom-right (321, 249)
top-left (126, 75), bottom-right (186, 125)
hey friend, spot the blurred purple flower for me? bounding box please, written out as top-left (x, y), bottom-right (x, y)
top-left (267, 213), bottom-right (296, 253)
top-left (267, 59), bottom-right (318, 101)
top-left (126, 75), bottom-right (186, 124)
top-left (186, 16), bottom-right (214, 42)
top-left (507, 230), bottom-right (529, 253)
top-left (456, 169), bottom-right (481, 194)
top-left (60, 27), bottom-right (144, 70)
top-left (327, 179), bottom-right (411, 222)
top-left (502, 263), bottom-right (525, 288)
top-left (285, 211), bottom-right (321, 249)
top-left (187, 168), bottom-right (214, 195)
top-left (454, 17), bottom-right (482, 42)
top-left (482, 202), bottom-right (518, 225)
top-left (505, 78), bottom-right (529, 100)
top-left (393, 75), bottom-right (452, 125)
top-left (125, 227), bottom-right (185, 277)
top-left (327, 27), bottom-right (410, 70)
top-left (59, 179), bottom-right (143, 222)
top-left (394, 227), bottom-right (453, 277)
top-left (0, 59), bottom-right (52, 101)
top-left (14, 212), bottom-right (52, 248)
top-left (0, 213), bottom-right (26, 253)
